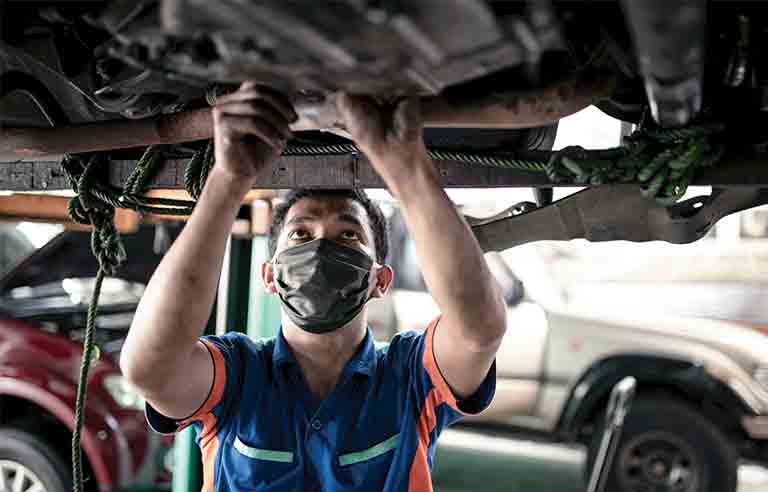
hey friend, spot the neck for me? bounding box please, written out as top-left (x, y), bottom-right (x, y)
top-left (281, 312), bottom-right (367, 400)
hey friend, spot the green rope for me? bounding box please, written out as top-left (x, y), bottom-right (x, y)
top-left (281, 124), bottom-right (724, 205)
top-left (283, 143), bottom-right (550, 172)
top-left (62, 154), bottom-right (125, 492)
top-left (184, 140), bottom-right (214, 200)
top-left (63, 145), bottom-right (205, 492)
top-left (71, 267), bottom-right (105, 492)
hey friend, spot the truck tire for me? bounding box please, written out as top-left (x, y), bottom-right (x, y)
top-left (586, 395), bottom-right (738, 492)
top-left (0, 428), bottom-right (71, 492)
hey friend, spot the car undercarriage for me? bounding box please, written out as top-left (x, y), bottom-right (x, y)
top-left (4, 1), bottom-right (768, 248)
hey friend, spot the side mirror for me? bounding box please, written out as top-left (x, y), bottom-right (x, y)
top-left (485, 252), bottom-right (525, 306)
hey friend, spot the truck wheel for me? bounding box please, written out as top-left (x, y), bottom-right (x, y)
top-left (586, 395), bottom-right (738, 492)
top-left (0, 428), bottom-right (71, 492)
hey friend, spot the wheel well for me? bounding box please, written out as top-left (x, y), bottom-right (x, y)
top-left (592, 382), bottom-right (745, 428)
top-left (583, 384), bottom-right (748, 441)
top-left (558, 355), bottom-right (753, 447)
top-left (0, 394), bottom-right (98, 492)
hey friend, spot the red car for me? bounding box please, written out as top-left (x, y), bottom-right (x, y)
top-left (0, 224), bottom-right (177, 492)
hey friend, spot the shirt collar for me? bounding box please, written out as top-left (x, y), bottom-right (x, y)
top-left (272, 327), bottom-right (376, 378)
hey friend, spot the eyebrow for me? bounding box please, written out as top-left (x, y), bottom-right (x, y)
top-left (285, 212), bottom-right (364, 228)
top-left (337, 213), bottom-right (364, 228)
top-left (285, 215), bottom-right (316, 227)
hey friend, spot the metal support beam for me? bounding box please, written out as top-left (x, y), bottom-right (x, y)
top-left (0, 72), bottom-right (615, 161)
top-left (225, 234), bottom-right (253, 333)
top-left (247, 198), bottom-right (281, 341)
top-left (4, 148), bottom-right (768, 191)
top-left (171, 428), bottom-right (201, 492)
top-left (471, 185), bottom-right (768, 252)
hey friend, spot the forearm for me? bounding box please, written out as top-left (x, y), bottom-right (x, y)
top-left (121, 167), bottom-right (251, 386)
top-left (384, 157), bottom-right (506, 349)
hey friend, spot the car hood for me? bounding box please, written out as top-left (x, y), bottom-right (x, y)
top-left (0, 223), bottom-right (181, 294)
top-left (552, 304), bottom-right (768, 367)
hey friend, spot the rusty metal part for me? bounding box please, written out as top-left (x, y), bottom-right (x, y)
top-left (0, 73), bottom-right (615, 160)
top-left (0, 108), bottom-right (212, 160)
top-left (420, 72), bottom-right (616, 128)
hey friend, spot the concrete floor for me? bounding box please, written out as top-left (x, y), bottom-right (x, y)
top-left (432, 429), bottom-right (768, 492)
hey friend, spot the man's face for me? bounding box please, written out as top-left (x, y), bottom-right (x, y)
top-left (275, 196), bottom-right (377, 260)
top-left (263, 195), bottom-right (393, 301)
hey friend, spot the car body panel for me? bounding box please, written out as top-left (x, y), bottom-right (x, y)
top-left (0, 315), bottom-right (160, 486)
top-left (0, 225), bottom-right (178, 489)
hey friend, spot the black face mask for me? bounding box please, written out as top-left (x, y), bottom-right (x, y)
top-left (272, 238), bottom-right (374, 334)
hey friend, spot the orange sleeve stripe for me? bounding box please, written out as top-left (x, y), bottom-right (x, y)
top-left (408, 387), bottom-right (443, 492)
top-left (180, 339), bottom-right (227, 436)
top-left (199, 414), bottom-right (220, 492)
top-left (181, 340), bottom-right (226, 492)
top-left (409, 317), bottom-right (466, 491)
top-left (422, 317), bottom-right (463, 412)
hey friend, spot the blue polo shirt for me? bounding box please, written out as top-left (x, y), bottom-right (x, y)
top-left (146, 317), bottom-right (495, 491)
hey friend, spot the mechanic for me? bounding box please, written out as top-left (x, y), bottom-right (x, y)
top-left (120, 81), bottom-right (507, 491)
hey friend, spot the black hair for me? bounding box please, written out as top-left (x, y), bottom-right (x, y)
top-left (269, 188), bottom-right (389, 264)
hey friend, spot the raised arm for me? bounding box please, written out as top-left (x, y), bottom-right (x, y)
top-left (120, 83), bottom-right (296, 419)
top-left (337, 94), bottom-right (506, 398)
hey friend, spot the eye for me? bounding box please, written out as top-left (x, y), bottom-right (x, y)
top-left (288, 229), bottom-right (311, 241)
top-left (340, 230), bottom-right (361, 241)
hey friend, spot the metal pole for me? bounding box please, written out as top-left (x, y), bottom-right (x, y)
top-left (247, 236), bottom-right (281, 339)
top-left (171, 427), bottom-right (201, 492)
top-left (226, 234), bottom-right (254, 333)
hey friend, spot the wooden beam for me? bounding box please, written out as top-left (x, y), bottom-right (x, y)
top-left (0, 191), bottom-right (277, 236)
top-left (0, 193), bottom-right (141, 232)
top-left (0, 194), bottom-right (72, 221)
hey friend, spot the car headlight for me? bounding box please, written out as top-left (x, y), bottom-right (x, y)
top-left (103, 374), bottom-right (145, 411)
top-left (755, 366), bottom-right (768, 392)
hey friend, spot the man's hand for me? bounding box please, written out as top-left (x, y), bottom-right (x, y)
top-left (213, 81), bottom-right (298, 184)
top-left (336, 93), bottom-right (430, 185)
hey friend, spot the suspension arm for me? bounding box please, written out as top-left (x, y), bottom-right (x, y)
top-left (470, 185), bottom-right (768, 251)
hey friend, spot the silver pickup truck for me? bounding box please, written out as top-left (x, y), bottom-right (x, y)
top-left (369, 216), bottom-right (768, 492)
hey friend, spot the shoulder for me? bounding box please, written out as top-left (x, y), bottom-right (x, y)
top-left (200, 332), bottom-right (277, 365)
top-left (375, 330), bottom-right (425, 372)
top-left (385, 329), bottom-right (424, 352)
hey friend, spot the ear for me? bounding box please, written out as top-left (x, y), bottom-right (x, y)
top-left (370, 264), bottom-right (394, 299)
top-left (261, 262), bottom-right (278, 294)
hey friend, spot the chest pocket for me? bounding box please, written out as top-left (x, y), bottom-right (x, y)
top-left (338, 433), bottom-right (400, 467)
top-left (229, 435), bottom-right (297, 489)
top-left (235, 437), bottom-right (293, 463)
top-left (336, 432), bottom-right (400, 490)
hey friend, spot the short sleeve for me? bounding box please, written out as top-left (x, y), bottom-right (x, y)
top-left (392, 316), bottom-right (496, 433)
top-left (145, 332), bottom-right (246, 436)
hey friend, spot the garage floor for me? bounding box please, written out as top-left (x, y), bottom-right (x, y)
top-left (433, 429), bottom-right (768, 492)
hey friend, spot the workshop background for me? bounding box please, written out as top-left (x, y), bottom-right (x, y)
top-left (2, 106), bottom-right (768, 492)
